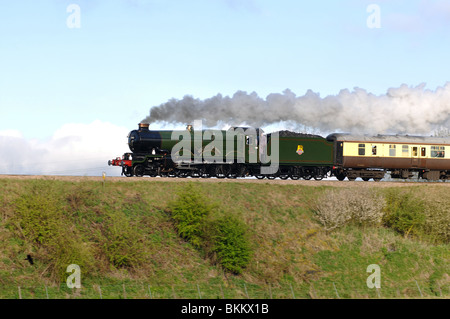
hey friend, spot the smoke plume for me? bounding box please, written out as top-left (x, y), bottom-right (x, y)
top-left (142, 83), bottom-right (450, 135)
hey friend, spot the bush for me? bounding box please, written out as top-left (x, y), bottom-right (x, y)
top-left (168, 185), bottom-right (252, 274)
top-left (312, 188), bottom-right (385, 232)
top-left (382, 191), bottom-right (426, 238)
top-left (101, 212), bottom-right (146, 268)
top-left (14, 192), bottom-right (63, 246)
top-left (169, 186), bottom-right (215, 248)
top-left (13, 188), bottom-right (96, 281)
top-left (211, 215), bottom-right (252, 274)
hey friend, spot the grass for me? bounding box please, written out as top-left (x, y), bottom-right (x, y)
top-left (0, 177), bottom-right (448, 298)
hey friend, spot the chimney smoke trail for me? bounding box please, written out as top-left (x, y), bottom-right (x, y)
top-left (142, 83), bottom-right (450, 135)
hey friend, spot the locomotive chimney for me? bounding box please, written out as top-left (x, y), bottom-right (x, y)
top-left (139, 123), bottom-right (150, 131)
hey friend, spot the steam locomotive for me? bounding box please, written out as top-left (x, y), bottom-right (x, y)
top-left (108, 123), bottom-right (450, 181)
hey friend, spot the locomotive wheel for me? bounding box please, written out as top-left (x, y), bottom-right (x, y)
top-left (290, 175), bottom-right (300, 180)
top-left (168, 171), bottom-right (176, 178)
top-left (215, 165), bottom-right (230, 179)
top-left (267, 175), bottom-right (276, 180)
top-left (200, 169), bottom-right (210, 178)
top-left (124, 167), bottom-right (133, 177)
top-left (255, 175), bottom-right (265, 179)
top-left (279, 174), bottom-right (289, 180)
top-left (179, 171), bottom-right (190, 178)
top-left (191, 171), bottom-right (200, 178)
top-left (133, 164), bottom-right (145, 177)
top-left (362, 177), bottom-right (370, 181)
top-left (314, 175), bottom-right (323, 181)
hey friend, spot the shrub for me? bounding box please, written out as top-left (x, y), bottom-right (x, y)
top-left (14, 193), bottom-right (63, 246)
top-left (13, 188), bottom-right (96, 281)
top-left (101, 212), bottom-right (146, 268)
top-left (312, 188), bottom-right (385, 232)
top-left (382, 191), bottom-right (426, 238)
top-left (211, 215), bottom-right (252, 274)
top-left (168, 186), bottom-right (215, 248)
top-left (168, 185), bottom-right (252, 274)
top-left (421, 201), bottom-right (450, 244)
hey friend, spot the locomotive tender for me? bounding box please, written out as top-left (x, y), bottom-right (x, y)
top-left (108, 123), bottom-right (450, 181)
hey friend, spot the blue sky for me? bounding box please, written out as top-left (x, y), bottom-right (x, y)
top-left (1, 0), bottom-right (450, 175)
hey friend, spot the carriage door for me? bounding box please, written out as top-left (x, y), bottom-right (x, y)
top-left (420, 146), bottom-right (427, 168)
top-left (411, 146), bottom-right (419, 167)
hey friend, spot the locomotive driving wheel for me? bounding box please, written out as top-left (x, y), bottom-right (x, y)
top-left (215, 165), bottom-right (230, 179)
top-left (133, 164), bottom-right (145, 177)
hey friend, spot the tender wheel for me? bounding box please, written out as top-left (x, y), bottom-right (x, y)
top-left (255, 175), bottom-right (265, 179)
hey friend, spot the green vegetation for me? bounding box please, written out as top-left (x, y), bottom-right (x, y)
top-left (0, 177), bottom-right (448, 298)
top-left (168, 185), bottom-right (252, 274)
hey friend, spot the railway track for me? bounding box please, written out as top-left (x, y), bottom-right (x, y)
top-left (1, 174), bottom-right (450, 187)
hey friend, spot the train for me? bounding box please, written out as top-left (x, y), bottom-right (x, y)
top-left (108, 123), bottom-right (450, 181)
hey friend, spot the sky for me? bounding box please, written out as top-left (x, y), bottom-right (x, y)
top-left (1, 0), bottom-right (450, 176)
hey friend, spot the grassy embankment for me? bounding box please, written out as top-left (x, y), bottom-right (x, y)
top-left (0, 177), bottom-right (448, 299)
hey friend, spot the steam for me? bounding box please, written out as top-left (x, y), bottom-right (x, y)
top-left (142, 83), bottom-right (450, 135)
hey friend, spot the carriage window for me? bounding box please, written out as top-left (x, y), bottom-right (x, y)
top-left (421, 147), bottom-right (426, 157)
top-left (246, 136), bottom-right (253, 145)
top-left (389, 145), bottom-right (396, 157)
top-left (372, 145), bottom-right (377, 155)
top-left (402, 145), bottom-right (409, 156)
top-left (431, 146), bottom-right (445, 158)
top-left (358, 144), bottom-right (365, 156)
top-left (412, 147), bottom-right (418, 156)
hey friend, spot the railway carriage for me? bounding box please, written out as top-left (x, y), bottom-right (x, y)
top-left (327, 133), bottom-right (450, 181)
